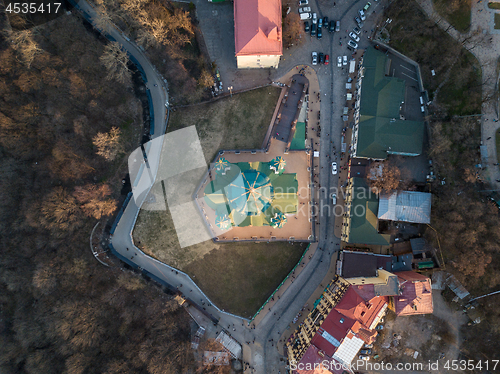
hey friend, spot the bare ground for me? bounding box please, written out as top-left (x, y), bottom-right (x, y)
top-left (371, 291), bottom-right (467, 373)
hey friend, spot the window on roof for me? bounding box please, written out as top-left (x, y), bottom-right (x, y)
top-left (361, 311), bottom-right (365, 316)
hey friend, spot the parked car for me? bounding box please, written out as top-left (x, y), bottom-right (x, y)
top-left (323, 16), bottom-right (328, 25)
top-left (354, 16), bottom-right (362, 25)
top-left (353, 26), bottom-right (361, 35)
top-left (331, 193), bottom-right (337, 205)
top-left (364, 344), bottom-right (373, 348)
top-left (343, 55), bottom-right (347, 65)
top-left (312, 12), bottom-right (317, 24)
top-left (311, 52), bottom-right (318, 65)
top-left (364, 1), bottom-right (371, 11)
top-left (347, 45), bottom-right (355, 52)
top-left (335, 20), bottom-right (340, 32)
top-left (318, 18), bottom-right (323, 27)
top-left (304, 21), bottom-right (310, 32)
top-left (310, 23), bottom-right (316, 36)
top-left (319, 52), bottom-right (324, 64)
top-left (375, 324), bottom-right (384, 330)
top-left (300, 12), bottom-right (311, 20)
top-left (317, 25), bottom-right (322, 39)
top-left (299, 6), bottom-right (311, 13)
top-left (324, 54), bottom-right (329, 65)
top-left (360, 349), bottom-right (372, 355)
top-left (329, 20), bottom-right (335, 32)
top-left (349, 32), bottom-right (360, 42)
top-left (332, 162), bottom-right (338, 175)
top-left (299, 0), bottom-right (308, 5)
top-left (359, 355), bottom-right (370, 361)
top-left (337, 56), bottom-right (342, 67)
top-left (348, 40), bottom-right (358, 49)
top-left (358, 9), bottom-right (366, 21)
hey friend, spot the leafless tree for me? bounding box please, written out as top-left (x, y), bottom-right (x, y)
top-left (74, 184), bottom-right (118, 219)
top-left (9, 29), bottom-right (43, 68)
top-left (92, 126), bottom-right (124, 160)
top-left (100, 41), bottom-right (131, 84)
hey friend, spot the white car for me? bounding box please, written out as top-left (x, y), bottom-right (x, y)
top-left (312, 12), bottom-right (317, 24)
top-left (337, 56), bottom-right (342, 67)
top-left (332, 162), bottom-right (338, 175)
top-left (359, 355), bottom-right (370, 361)
top-left (348, 40), bottom-right (358, 49)
top-left (312, 51), bottom-right (318, 65)
top-left (299, 0), bottom-right (309, 5)
top-left (343, 56), bottom-right (347, 66)
top-left (299, 6), bottom-right (311, 13)
top-left (331, 193), bottom-right (337, 205)
top-left (349, 32), bottom-right (360, 42)
top-left (358, 9), bottom-right (366, 21)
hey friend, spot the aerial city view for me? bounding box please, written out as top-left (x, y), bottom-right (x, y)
top-left (2, 0), bottom-right (500, 373)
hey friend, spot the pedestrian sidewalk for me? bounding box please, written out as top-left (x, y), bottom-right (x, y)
top-left (276, 252), bottom-right (338, 354)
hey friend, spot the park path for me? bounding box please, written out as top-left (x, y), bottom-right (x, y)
top-left (415, 0), bottom-right (500, 187)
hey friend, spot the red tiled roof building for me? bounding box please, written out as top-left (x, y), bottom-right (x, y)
top-left (234, 0), bottom-right (282, 68)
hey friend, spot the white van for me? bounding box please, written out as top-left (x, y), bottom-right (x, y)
top-left (419, 96), bottom-right (424, 105)
top-left (300, 12), bottom-right (312, 20)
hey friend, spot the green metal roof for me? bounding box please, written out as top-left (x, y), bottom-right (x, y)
top-left (357, 48), bottom-right (424, 159)
top-left (356, 116), bottom-right (424, 159)
top-left (346, 178), bottom-right (391, 246)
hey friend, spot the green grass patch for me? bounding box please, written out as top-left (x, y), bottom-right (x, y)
top-left (168, 86), bottom-right (281, 162)
top-left (184, 241), bottom-right (307, 317)
top-left (488, 2), bottom-right (500, 9)
top-left (439, 50), bottom-right (482, 115)
top-left (134, 86), bottom-right (306, 316)
top-left (433, 0), bottom-right (471, 32)
top-left (495, 13), bottom-right (500, 28)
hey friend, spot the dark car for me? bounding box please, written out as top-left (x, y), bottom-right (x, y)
top-left (319, 52), bottom-right (325, 64)
top-left (317, 25), bottom-right (322, 39)
top-left (323, 16), bottom-right (328, 25)
top-left (304, 21), bottom-right (310, 32)
top-left (329, 20), bottom-right (335, 32)
top-left (310, 23), bottom-right (316, 36)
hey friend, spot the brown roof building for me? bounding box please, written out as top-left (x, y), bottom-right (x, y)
top-left (234, 0), bottom-right (282, 68)
top-left (391, 271), bottom-right (433, 316)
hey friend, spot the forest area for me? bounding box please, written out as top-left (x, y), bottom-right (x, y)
top-left (0, 3), bottom-right (204, 374)
top-left (91, 0), bottom-right (214, 104)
